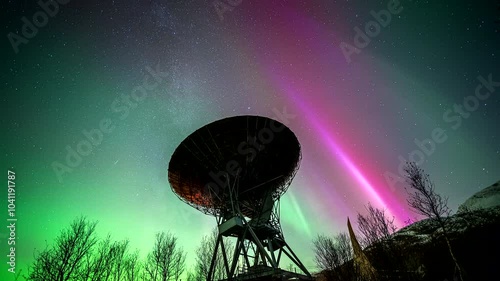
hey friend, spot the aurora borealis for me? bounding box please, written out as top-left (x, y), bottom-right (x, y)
top-left (1, 0), bottom-right (499, 279)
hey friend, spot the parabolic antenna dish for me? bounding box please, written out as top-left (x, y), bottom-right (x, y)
top-left (168, 115), bottom-right (301, 218)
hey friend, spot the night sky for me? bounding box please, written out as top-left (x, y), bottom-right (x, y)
top-left (1, 0), bottom-right (499, 279)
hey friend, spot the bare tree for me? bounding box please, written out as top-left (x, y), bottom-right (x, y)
top-left (172, 244), bottom-right (186, 281)
top-left (109, 240), bottom-right (131, 281)
top-left (335, 233), bottom-right (353, 267)
top-left (405, 163), bottom-right (451, 219)
top-left (27, 217), bottom-right (98, 281)
top-left (194, 232), bottom-right (213, 281)
top-left (123, 250), bottom-right (141, 281)
top-left (313, 232), bottom-right (354, 280)
top-left (144, 232), bottom-right (186, 281)
top-left (81, 236), bottom-right (114, 281)
top-left (313, 234), bottom-right (338, 272)
top-left (194, 229), bottom-right (233, 281)
top-left (357, 203), bottom-right (397, 248)
top-left (79, 236), bottom-right (133, 281)
top-left (356, 202), bottom-right (415, 277)
top-left (404, 162), bottom-right (464, 281)
top-left (27, 217), bottom-right (198, 281)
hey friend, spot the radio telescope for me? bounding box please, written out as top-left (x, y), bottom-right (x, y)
top-left (168, 115), bottom-right (312, 280)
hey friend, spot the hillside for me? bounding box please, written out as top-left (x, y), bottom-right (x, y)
top-left (375, 180), bottom-right (500, 280)
top-left (319, 180), bottom-right (500, 281)
top-left (457, 180), bottom-right (500, 213)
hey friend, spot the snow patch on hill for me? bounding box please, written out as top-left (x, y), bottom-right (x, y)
top-left (457, 180), bottom-right (500, 213)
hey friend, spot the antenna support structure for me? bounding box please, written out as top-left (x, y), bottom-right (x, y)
top-left (168, 115), bottom-right (312, 280)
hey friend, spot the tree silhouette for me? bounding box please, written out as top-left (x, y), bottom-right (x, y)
top-left (404, 162), bottom-right (465, 281)
top-left (143, 232), bottom-right (186, 281)
top-left (25, 217), bottom-right (189, 281)
top-left (193, 228), bottom-right (233, 281)
top-left (27, 217), bottom-right (98, 281)
top-left (122, 250), bottom-right (141, 281)
top-left (80, 236), bottom-right (133, 281)
top-left (356, 202), bottom-right (397, 248)
top-left (312, 232), bottom-right (354, 280)
top-left (26, 217), bottom-right (146, 281)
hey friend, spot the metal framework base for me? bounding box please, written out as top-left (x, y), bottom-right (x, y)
top-left (207, 212), bottom-right (312, 281)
